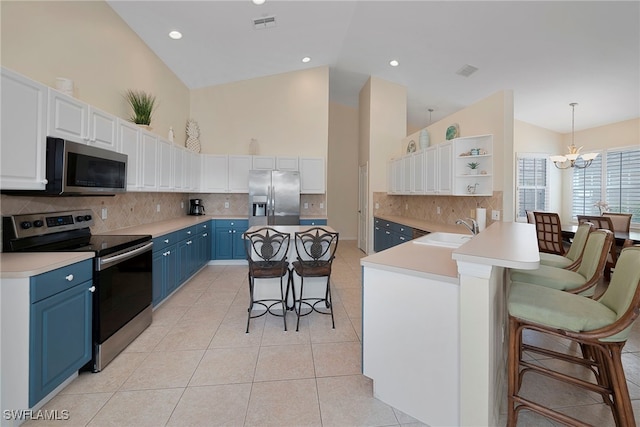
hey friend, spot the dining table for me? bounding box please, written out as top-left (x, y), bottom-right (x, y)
top-left (561, 224), bottom-right (640, 246)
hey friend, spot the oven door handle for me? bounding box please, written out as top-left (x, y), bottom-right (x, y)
top-left (98, 241), bottom-right (153, 270)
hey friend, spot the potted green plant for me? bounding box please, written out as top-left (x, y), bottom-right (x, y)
top-left (125, 89), bottom-right (156, 126)
top-left (467, 161), bottom-right (480, 174)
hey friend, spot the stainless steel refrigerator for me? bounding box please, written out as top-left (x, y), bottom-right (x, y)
top-left (248, 170), bottom-right (300, 226)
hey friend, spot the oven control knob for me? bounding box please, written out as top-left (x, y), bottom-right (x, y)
top-left (76, 216), bottom-right (84, 222)
top-left (33, 220), bottom-right (44, 227)
top-left (84, 215), bottom-right (92, 221)
top-left (20, 221), bottom-right (32, 229)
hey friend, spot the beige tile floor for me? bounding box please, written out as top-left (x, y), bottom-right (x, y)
top-left (26, 241), bottom-right (639, 426)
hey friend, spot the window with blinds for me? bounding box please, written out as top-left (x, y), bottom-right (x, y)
top-left (572, 147), bottom-right (639, 224)
top-left (516, 154), bottom-right (549, 221)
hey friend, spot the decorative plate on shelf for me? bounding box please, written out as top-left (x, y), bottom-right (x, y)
top-left (406, 140), bottom-right (417, 153)
top-left (446, 123), bottom-right (459, 140)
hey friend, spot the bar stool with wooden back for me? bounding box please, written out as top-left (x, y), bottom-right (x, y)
top-left (539, 222), bottom-right (594, 270)
top-left (290, 227), bottom-right (339, 332)
top-left (243, 227), bottom-right (291, 333)
top-left (507, 245), bottom-right (640, 426)
top-left (510, 229), bottom-right (614, 297)
top-left (578, 215), bottom-right (618, 280)
top-left (533, 212), bottom-right (565, 256)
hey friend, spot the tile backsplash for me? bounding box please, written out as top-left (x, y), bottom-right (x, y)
top-left (373, 191), bottom-right (503, 227)
top-left (1, 192), bottom-right (327, 235)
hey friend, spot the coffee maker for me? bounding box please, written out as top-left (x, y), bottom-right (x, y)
top-left (189, 199), bottom-right (205, 216)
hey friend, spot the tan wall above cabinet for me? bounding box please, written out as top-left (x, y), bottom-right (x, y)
top-left (388, 135), bottom-right (493, 197)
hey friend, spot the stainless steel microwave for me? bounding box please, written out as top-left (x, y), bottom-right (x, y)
top-left (5, 137), bottom-right (127, 196)
top-left (46, 137), bottom-right (127, 195)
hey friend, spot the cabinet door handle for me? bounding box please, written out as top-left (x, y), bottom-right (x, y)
top-left (42, 179), bottom-right (48, 184)
top-left (232, 230), bottom-right (236, 233)
top-left (228, 230), bottom-right (232, 233)
top-left (89, 286), bottom-right (96, 293)
top-left (65, 274), bottom-right (74, 281)
top-left (203, 233), bottom-right (208, 237)
top-left (187, 231), bottom-right (192, 235)
top-left (385, 231), bottom-right (390, 235)
top-left (187, 240), bottom-right (192, 245)
top-left (164, 239), bottom-right (169, 243)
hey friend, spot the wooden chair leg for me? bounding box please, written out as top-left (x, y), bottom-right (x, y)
top-left (605, 343), bottom-right (636, 427)
top-left (507, 317), bottom-right (522, 427)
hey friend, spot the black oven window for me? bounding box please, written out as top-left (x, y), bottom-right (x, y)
top-left (67, 153), bottom-right (125, 188)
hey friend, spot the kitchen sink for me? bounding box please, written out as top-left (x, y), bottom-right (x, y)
top-left (412, 232), bottom-right (473, 248)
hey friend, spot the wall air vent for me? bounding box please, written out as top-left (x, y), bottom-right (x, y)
top-left (456, 64), bottom-right (479, 77)
top-left (253, 15), bottom-right (277, 29)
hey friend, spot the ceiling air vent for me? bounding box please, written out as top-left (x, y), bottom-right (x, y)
top-left (456, 64), bottom-right (479, 77)
top-left (253, 15), bottom-right (276, 29)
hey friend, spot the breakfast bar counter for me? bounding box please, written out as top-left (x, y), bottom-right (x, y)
top-left (361, 221), bottom-right (539, 427)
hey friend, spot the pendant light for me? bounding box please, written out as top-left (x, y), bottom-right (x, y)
top-left (550, 103), bottom-right (598, 169)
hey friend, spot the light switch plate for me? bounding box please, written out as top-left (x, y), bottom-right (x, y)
top-left (304, 202), bottom-right (309, 209)
top-left (492, 210), bottom-right (500, 221)
top-left (224, 202), bottom-right (229, 209)
top-left (101, 207), bottom-right (107, 220)
top-left (156, 204), bottom-right (161, 212)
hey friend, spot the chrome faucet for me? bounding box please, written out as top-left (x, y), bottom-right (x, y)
top-left (456, 218), bottom-right (479, 235)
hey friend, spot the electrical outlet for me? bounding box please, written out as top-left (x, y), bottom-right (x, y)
top-left (101, 207), bottom-right (107, 220)
top-left (405, 203), bottom-right (408, 210)
top-left (437, 206), bottom-right (441, 215)
top-left (156, 204), bottom-right (161, 213)
top-left (319, 202), bottom-right (324, 209)
top-left (375, 202), bottom-right (380, 209)
top-left (492, 210), bottom-right (500, 221)
top-left (224, 201), bottom-right (229, 209)
top-left (181, 201), bottom-right (184, 209)
top-left (470, 209), bottom-right (475, 218)
top-left (304, 202), bottom-right (309, 209)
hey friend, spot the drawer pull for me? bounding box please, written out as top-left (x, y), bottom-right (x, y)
top-left (203, 233), bottom-right (208, 237)
top-left (65, 274), bottom-right (74, 281)
top-left (186, 240), bottom-right (192, 245)
top-left (89, 286), bottom-right (96, 293)
top-left (164, 239), bottom-right (169, 243)
top-left (187, 231), bottom-right (192, 235)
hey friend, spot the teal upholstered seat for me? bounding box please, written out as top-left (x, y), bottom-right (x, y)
top-left (507, 246), bottom-right (640, 426)
top-left (538, 222), bottom-right (592, 269)
top-left (510, 229), bottom-right (613, 297)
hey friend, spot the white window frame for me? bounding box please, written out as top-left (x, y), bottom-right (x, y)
top-left (515, 152), bottom-right (550, 223)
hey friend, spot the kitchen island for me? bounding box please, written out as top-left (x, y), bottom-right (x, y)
top-left (361, 221), bottom-right (539, 426)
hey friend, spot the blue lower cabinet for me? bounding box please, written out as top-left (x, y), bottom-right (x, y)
top-left (177, 237), bottom-right (196, 283)
top-left (152, 243), bottom-right (177, 306)
top-left (374, 217), bottom-right (413, 251)
top-left (300, 219), bottom-right (327, 226)
top-left (214, 219), bottom-right (248, 260)
top-left (30, 278), bottom-right (92, 406)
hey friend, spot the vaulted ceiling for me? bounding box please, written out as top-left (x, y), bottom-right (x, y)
top-left (108, 1), bottom-right (640, 134)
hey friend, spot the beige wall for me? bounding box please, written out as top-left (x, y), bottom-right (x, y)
top-left (189, 67), bottom-right (329, 158)
top-left (514, 120), bottom-right (564, 214)
top-left (404, 91), bottom-right (515, 221)
top-left (328, 102), bottom-right (359, 240)
top-left (1, 1), bottom-right (190, 144)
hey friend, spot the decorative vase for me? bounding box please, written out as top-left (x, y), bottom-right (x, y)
top-left (185, 119), bottom-right (201, 153)
top-left (419, 129), bottom-right (430, 150)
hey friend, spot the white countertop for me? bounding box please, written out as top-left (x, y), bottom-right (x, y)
top-left (99, 215), bottom-right (227, 238)
top-left (360, 221), bottom-right (540, 281)
top-left (0, 252), bottom-right (94, 278)
top-left (374, 214), bottom-right (473, 234)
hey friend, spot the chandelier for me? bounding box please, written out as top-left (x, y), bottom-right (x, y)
top-left (550, 103), bottom-right (598, 169)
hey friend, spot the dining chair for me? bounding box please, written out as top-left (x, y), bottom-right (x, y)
top-left (539, 222), bottom-right (594, 270)
top-left (243, 227), bottom-right (291, 333)
top-left (603, 212), bottom-right (632, 233)
top-left (533, 211), bottom-right (565, 255)
top-left (290, 227), bottom-right (339, 331)
top-left (510, 229), bottom-right (614, 297)
top-left (578, 215), bottom-right (618, 280)
top-left (525, 210), bottom-right (535, 224)
top-left (507, 245), bottom-right (640, 426)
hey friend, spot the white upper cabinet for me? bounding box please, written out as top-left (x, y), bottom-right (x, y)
top-left (87, 106), bottom-right (119, 151)
top-left (172, 145), bottom-right (185, 191)
top-left (276, 157), bottom-right (298, 171)
top-left (201, 154), bottom-right (228, 193)
top-left (187, 150), bottom-right (201, 191)
top-left (252, 156), bottom-right (275, 170)
top-left (118, 119), bottom-right (141, 191)
top-left (437, 142), bottom-right (453, 195)
top-left (1, 67), bottom-right (48, 190)
top-left (140, 130), bottom-right (158, 190)
top-left (47, 89), bottom-right (119, 151)
top-left (425, 146), bottom-right (438, 194)
top-left (411, 151), bottom-right (426, 194)
top-left (157, 138), bottom-right (173, 191)
top-left (228, 155), bottom-right (252, 193)
top-left (299, 157), bottom-right (325, 194)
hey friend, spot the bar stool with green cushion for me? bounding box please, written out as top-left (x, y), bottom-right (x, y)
top-left (510, 229), bottom-right (613, 297)
top-left (507, 245), bottom-right (640, 426)
top-left (539, 222), bottom-right (593, 270)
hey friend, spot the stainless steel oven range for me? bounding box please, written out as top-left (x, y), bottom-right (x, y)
top-left (2, 210), bottom-right (152, 372)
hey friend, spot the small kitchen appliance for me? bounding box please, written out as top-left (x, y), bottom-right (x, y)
top-left (189, 199), bottom-right (205, 215)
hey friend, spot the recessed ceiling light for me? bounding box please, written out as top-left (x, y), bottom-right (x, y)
top-left (252, 0), bottom-right (266, 5)
top-left (302, 57), bottom-right (311, 63)
top-left (168, 30), bottom-right (182, 40)
top-left (389, 59), bottom-right (399, 67)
